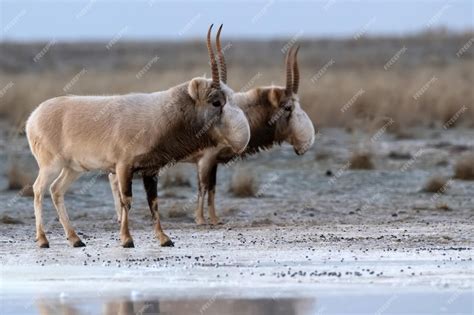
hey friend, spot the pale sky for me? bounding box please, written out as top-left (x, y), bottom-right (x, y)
top-left (1, 0), bottom-right (473, 41)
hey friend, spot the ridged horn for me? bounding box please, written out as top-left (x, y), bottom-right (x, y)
top-left (216, 24), bottom-right (227, 84)
top-left (285, 46), bottom-right (294, 96)
top-left (292, 45), bottom-right (300, 94)
top-left (207, 24), bottom-right (220, 88)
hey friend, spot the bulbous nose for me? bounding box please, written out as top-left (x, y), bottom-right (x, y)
top-left (221, 105), bottom-right (250, 154)
top-left (290, 109), bottom-right (315, 155)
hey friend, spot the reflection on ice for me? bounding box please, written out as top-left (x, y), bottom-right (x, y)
top-left (35, 297), bottom-right (317, 315)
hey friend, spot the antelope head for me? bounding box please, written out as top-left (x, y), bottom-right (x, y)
top-left (188, 24), bottom-right (250, 154)
top-left (263, 46), bottom-right (315, 155)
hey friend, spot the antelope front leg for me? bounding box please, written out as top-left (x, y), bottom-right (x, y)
top-left (195, 173), bottom-right (206, 225)
top-left (143, 174), bottom-right (173, 247)
top-left (195, 157), bottom-right (218, 225)
top-left (195, 160), bottom-right (206, 225)
top-left (207, 164), bottom-right (220, 225)
top-left (116, 165), bottom-right (134, 248)
top-left (108, 173), bottom-right (122, 223)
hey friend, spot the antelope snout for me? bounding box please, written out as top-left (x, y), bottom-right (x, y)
top-left (219, 105), bottom-right (250, 154)
top-left (289, 109), bottom-right (315, 155)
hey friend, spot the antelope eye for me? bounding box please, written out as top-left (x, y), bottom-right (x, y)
top-left (212, 100), bottom-right (221, 107)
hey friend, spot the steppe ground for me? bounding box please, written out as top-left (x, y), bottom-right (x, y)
top-left (0, 33), bottom-right (473, 314)
top-left (0, 122), bottom-right (473, 314)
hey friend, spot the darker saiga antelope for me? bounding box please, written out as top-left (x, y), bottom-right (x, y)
top-left (191, 43), bottom-right (315, 225)
top-left (109, 29), bottom-right (315, 225)
top-left (26, 25), bottom-right (250, 248)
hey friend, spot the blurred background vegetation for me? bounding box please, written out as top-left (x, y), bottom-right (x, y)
top-left (0, 31), bottom-right (473, 134)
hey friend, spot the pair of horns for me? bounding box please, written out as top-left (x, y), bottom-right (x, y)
top-left (207, 24), bottom-right (227, 88)
top-left (285, 45), bottom-right (300, 96)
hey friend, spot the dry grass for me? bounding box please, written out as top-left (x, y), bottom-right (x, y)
top-left (2, 65), bottom-right (472, 131)
top-left (161, 168), bottom-right (191, 188)
top-left (315, 150), bottom-right (332, 161)
top-left (0, 215), bottom-right (23, 224)
top-left (453, 153), bottom-right (474, 180)
top-left (250, 218), bottom-right (273, 227)
top-left (222, 207), bottom-right (240, 216)
top-left (387, 151), bottom-right (412, 160)
top-left (0, 34), bottom-right (473, 130)
top-left (436, 202), bottom-right (452, 211)
top-left (301, 64), bottom-right (474, 130)
top-left (160, 191), bottom-right (181, 198)
top-left (349, 152), bottom-right (374, 170)
top-left (423, 176), bottom-right (449, 193)
top-left (392, 130), bottom-right (415, 140)
top-left (229, 168), bottom-right (258, 197)
top-left (167, 205), bottom-right (188, 218)
top-left (7, 161), bottom-right (34, 193)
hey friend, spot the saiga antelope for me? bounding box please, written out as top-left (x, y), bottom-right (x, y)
top-left (110, 28), bottom-right (315, 225)
top-left (26, 25), bottom-right (250, 248)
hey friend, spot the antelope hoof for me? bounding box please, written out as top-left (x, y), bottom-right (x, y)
top-left (158, 233), bottom-right (174, 247)
top-left (122, 239), bottom-right (135, 248)
top-left (209, 217), bottom-right (220, 226)
top-left (161, 239), bottom-right (174, 247)
top-left (38, 242), bottom-right (50, 248)
top-left (36, 236), bottom-right (49, 248)
top-left (195, 216), bottom-right (206, 225)
top-left (73, 239), bottom-right (86, 247)
top-left (160, 235), bottom-right (174, 247)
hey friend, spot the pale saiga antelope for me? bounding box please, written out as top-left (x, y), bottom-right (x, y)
top-left (26, 24), bottom-right (250, 248)
top-left (109, 28), bottom-right (315, 225)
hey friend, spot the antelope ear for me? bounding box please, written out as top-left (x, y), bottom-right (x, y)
top-left (188, 78), bottom-right (208, 102)
top-left (268, 88), bottom-right (284, 108)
